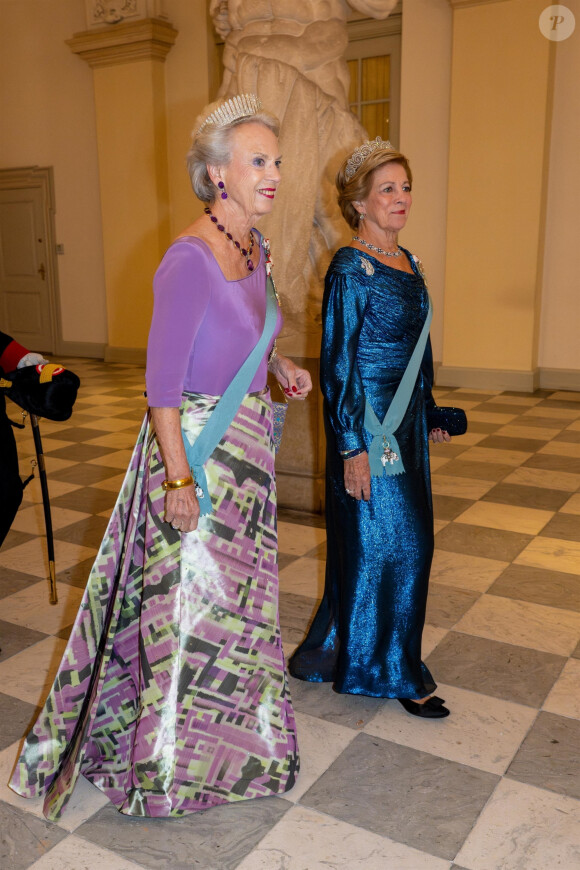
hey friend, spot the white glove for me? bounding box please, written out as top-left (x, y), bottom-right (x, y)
top-left (17, 352), bottom-right (49, 369)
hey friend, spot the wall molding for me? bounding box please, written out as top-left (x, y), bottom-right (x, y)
top-left (538, 368), bottom-right (580, 392)
top-left (346, 12), bottom-right (402, 41)
top-left (104, 345), bottom-right (147, 365)
top-left (57, 340), bottom-right (106, 360)
top-left (67, 18), bottom-right (178, 68)
top-left (436, 365), bottom-right (539, 392)
top-left (436, 364), bottom-right (580, 393)
top-left (448, 0), bottom-right (511, 9)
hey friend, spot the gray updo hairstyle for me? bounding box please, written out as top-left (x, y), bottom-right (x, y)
top-left (187, 106), bottom-right (280, 203)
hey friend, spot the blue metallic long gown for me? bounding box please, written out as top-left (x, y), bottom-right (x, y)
top-left (289, 246), bottom-right (437, 699)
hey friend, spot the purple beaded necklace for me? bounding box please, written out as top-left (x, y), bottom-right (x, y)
top-left (204, 206), bottom-right (255, 272)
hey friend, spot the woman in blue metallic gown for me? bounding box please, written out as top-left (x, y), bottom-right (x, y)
top-left (289, 139), bottom-right (451, 718)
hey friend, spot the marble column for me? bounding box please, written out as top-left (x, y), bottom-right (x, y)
top-left (67, 17), bottom-right (177, 363)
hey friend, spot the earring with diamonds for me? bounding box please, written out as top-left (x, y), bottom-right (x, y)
top-left (218, 181), bottom-right (228, 200)
top-left (359, 212), bottom-right (365, 221)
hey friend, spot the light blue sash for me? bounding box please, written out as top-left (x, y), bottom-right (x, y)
top-left (364, 294), bottom-right (433, 477)
top-left (181, 275), bottom-right (278, 515)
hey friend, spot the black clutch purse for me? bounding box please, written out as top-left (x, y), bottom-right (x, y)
top-left (427, 406), bottom-right (467, 437)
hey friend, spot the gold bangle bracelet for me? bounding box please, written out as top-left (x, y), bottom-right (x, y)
top-left (162, 475), bottom-right (194, 491)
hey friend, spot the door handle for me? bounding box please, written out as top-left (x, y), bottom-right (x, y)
top-left (38, 263), bottom-right (46, 281)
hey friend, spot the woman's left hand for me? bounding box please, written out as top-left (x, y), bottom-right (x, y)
top-left (429, 428), bottom-right (451, 443)
top-left (270, 353), bottom-right (312, 401)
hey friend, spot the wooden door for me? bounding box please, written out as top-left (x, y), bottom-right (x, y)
top-left (0, 167), bottom-right (59, 354)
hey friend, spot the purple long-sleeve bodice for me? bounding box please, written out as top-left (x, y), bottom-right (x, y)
top-left (146, 234), bottom-right (282, 406)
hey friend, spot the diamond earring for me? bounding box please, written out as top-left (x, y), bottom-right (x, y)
top-left (218, 181), bottom-right (227, 200)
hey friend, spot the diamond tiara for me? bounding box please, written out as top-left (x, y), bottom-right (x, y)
top-left (344, 137), bottom-right (395, 181)
top-left (197, 94), bottom-right (262, 134)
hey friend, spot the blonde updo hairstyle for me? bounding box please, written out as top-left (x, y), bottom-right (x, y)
top-left (336, 148), bottom-right (413, 231)
top-left (187, 103), bottom-right (280, 203)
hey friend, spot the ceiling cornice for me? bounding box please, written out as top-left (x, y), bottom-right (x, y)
top-left (448, 0), bottom-right (511, 9)
top-left (67, 18), bottom-right (177, 68)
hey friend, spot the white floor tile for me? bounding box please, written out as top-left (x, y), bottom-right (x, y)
top-left (454, 501), bottom-right (553, 536)
top-left (429, 456), bottom-right (451, 472)
top-left (364, 684), bottom-right (537, 775)
top-left (0, 635), bottom-right (68, 705)
top-left (21, 478), bottom-right (81, 503)
top-left (28, 836), bottom-right (144, 869)
top-left (459, 446), bottom-right (532, 466)
top-left (561, 493), bottom-right (580, 515)
top-left (514, 536), bottom-right (580, 577)
top-left (503, 466), bottom-right (580, 491)
top-left (84, 433), bottom-right (140, 450)
top-left (431, 475), bottom-right (495, 500)
top-left (523, 406), bottom-right (580, 419)
top-left (0, 743), bottom-right (109, 833)
top-left (454, 594), bottom-right (580, 656)
top-left (86, 450), bottom-right (134, 469)
top-left (234, 804), bottom-right (451, 870)
top-left (430, 550), bottom-right (508, 593)
top-left (538, 440), bottom-right (580, 458)
top-left (0, 580), bottom-right (84, 634)
top-left (542, 658), bottom-right (580, 720)
top-left (496, 424), bottom-right (561, 440)
top-left (277, 522), bottom-right (326, 556)
top-left (10, 504), bottom-right (90, 535)
top-left (279, 557), bottom-right (325, 599)
top-left (0, 538), bottom-right (96, 580)
top-left (455, 778), bottom-right (580, 870)
top-left (421, 625), bottom-right (449, 657)
top-left (285, 711), bottom-right (357, 803)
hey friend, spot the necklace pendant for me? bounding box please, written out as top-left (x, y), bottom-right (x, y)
top-left (381, 445), bottom-right (399, 466)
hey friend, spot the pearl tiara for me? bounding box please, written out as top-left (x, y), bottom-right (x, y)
top-left (344, 137), bottom-right (395, 181)
top-left (197, 94), bottom-right (262, 134)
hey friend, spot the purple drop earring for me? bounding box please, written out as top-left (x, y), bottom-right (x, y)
top-left (218, 181), bottom-right (228, 200)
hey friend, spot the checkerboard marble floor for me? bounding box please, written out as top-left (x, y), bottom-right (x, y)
top-left (1, 358), bottom-right (580, 869)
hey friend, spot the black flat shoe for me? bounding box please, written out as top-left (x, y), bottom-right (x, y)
top-left (397, 695), bottom-right (450, 718)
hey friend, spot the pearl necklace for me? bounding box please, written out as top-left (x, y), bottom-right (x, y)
top-left (204, 206), bottom-right (255, 272)
top-left (352, 236), bottom-right (403, 258)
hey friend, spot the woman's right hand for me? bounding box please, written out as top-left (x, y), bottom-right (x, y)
top-left (149, 406), bottom-right (201, 533)
top-left (344, 451), bottom-right (371, 501)
top-left (165, 485), bottom-right (200, 533)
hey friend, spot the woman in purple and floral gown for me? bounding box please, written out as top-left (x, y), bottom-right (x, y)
top-left (9, 95), bottom-right (311, 819)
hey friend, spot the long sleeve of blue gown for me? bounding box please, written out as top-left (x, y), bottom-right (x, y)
top-left (320, 269), bottom-right (370, 453)
top-left (420, 336), bottom-right (437, 414)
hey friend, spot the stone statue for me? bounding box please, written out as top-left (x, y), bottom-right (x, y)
top-left (210, 0), bottom-right (397, 353)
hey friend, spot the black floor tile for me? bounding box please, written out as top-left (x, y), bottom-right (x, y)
top-left (425, 631), bottom-right (566, 707)
top-left (75, 797), bottom-right (290, 870)
top-left (0, 694), bottom-right (42, 752)
top-left (0, 801), bottom-right (66, 869)
top-left (300, 732), bottom-right (499, 861)
top-left (0, 620), bottom-right (48, 663)
top-left (481, 482), bottom-right (570, 511)
top-left (507, 712), bottom-right (580, 800)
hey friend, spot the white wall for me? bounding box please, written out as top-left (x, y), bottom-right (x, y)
top-left (0, 0), bottom-right (211, 352)
top-left (163, 0), bottom-right (212, 237)
top-left (539, 0), bottom-right (580, 373)
top-left (0, 0), bottom-right (108, 346)
top-left (399, 0), bottom-right (452, 363)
